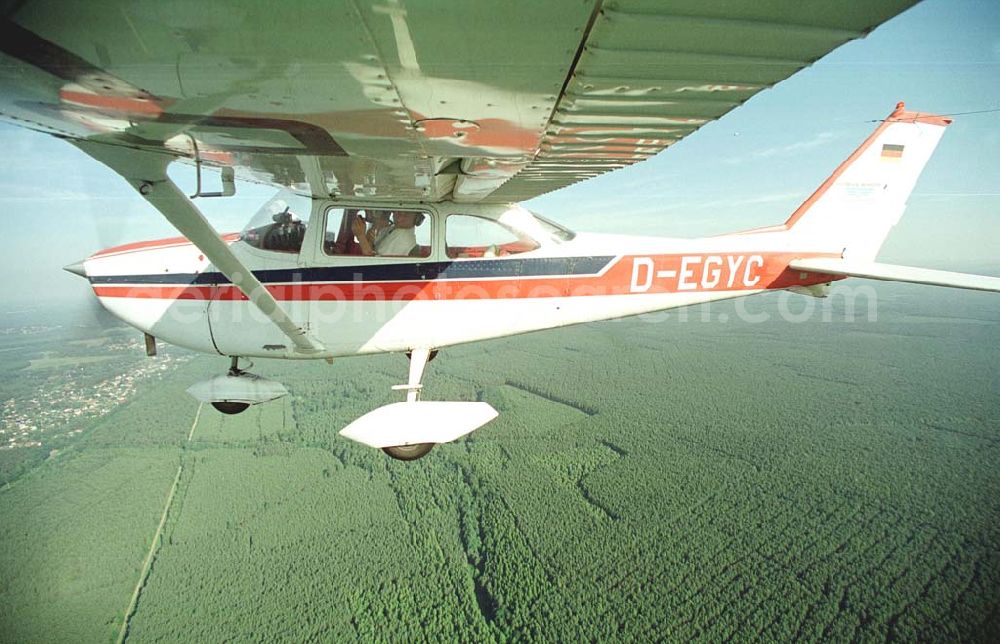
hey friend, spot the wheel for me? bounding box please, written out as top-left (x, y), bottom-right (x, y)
top-left (382, 443), bottom-right (434, 461)
top-left (212, 401), bottom-right (250, 415)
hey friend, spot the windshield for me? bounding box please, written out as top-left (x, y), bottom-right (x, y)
top-left (240, 189), bottom-right (312, 254)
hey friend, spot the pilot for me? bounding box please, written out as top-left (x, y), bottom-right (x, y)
top-left (352, 210), bottom-right (424, 257)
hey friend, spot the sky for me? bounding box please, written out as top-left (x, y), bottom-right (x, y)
top-left (0, 0), bottom-right (997, 307)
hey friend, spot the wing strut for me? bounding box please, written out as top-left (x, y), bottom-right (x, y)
top-left (72, 140), bottom-right (323, 355)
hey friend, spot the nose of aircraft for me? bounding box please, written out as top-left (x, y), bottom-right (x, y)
top-left (63, 260), bottom-right (87, 278)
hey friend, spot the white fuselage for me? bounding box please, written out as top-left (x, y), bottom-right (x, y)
top-left (79, 202), bottom-right (840, 359)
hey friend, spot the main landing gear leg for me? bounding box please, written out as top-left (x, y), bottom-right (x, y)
top-left (338, 347), bottom-right (497, 458)
top-left (403, 347), bottom-right (428, 403)
top-left (382, 348), bottom-right (434, 461)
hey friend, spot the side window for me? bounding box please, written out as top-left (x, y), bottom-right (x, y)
top-left (445, 214), bottom-right (539, 259)
top-left (323, 207), bottom-right (363, 256)
top-left (323, 208), bottom-right (431, 258)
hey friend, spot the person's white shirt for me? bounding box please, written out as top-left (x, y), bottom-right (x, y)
top-left (375, 226), bottom-right (417, 256)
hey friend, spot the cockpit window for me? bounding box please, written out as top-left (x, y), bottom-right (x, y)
top-left (446, 214), bottom-right (539, 259)
top-left (445, 206), bottom-right (574, 259)
top-left (529, 212), bottom-right (576, 242)
top-left (240, 190), bottom-right (311, 254)
top-left (498, 205), bottom-right (575, 243)
top-left (323, 208), bottom-right (431, 258)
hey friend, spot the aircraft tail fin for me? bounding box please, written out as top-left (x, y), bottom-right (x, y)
top-left (784, 103), bottom-right (952, 261)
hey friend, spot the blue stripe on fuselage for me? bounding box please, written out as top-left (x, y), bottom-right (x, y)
top-left (88, 256), bottom-right (616, 285)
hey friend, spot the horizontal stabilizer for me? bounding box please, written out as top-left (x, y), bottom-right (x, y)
top-left (340, 401), bottom-right (499, 449)
top-left (790, 258), bottom-right (1000, 293)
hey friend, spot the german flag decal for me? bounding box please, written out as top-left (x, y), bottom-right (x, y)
top-left (881, 143), bottom-right (904, 161)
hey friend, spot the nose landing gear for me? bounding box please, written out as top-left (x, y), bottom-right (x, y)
top-left (187, 356), bottom-right (288, 414)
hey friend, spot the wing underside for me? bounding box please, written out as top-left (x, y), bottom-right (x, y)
top-left (0, 0), bottom-right (918, 203)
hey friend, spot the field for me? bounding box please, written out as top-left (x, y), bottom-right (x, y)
top-left (0, 285), bottom-right (997, 641)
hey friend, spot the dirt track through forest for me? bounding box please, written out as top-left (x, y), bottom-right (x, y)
top-left (116, 403), bottom-right (202, 644)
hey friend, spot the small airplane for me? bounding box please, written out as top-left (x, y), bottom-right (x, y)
top-left (1, 2), bottom-right (997, 459)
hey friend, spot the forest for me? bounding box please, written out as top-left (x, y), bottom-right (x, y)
top-left (0, 285), bottom-right (997, 641)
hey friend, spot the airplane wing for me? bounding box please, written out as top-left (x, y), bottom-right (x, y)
top-left (0, 1), bottom-right (919, 204)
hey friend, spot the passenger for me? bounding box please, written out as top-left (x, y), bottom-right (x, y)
top-left (377, 211), bottom-right (423, 256)
top-left (352, 211), bottom-right (424, 257)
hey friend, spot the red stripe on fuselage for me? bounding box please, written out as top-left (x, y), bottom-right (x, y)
top-left (92, 252), bottom-right (842, 301)
top-left (91, 233), bottom-right (241, 259)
